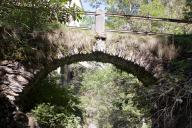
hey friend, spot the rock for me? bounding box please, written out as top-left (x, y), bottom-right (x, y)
top-left (7, 62), bottom-right (20, 70)
top-left (7, 74), bottom-right (24, 87)
top-left (27, 113), bottom-right (40, 128)
top-left (16, 75), bottom-right (29, 85)
top-left (19, 69), bottom-right (34, 80)
top-left (7, 95), bottom-right (16, 101)
top-left (9, 85), bottom-right (23, 93)
top-left (1, 80), bottom-right (10, 85)
top-left (0, 60), bottom-right (9, 66)
top-left (0, 84), bottom-right (8, 91)
top-left (0, 66), bottom-right (14, 74)
top-left (3, 90), bottom-right (19, 97)
top-left (13, 111), bottom-right (28, 128)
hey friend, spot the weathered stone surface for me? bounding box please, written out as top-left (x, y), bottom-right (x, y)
top-left (0, 61), bottom-right (34, 102)
top-left (0, 84), bottom-right (8, 91)
top-left (27, 113), bottom-right (40, 128)
top-left (0, 60), bottom-right (34, 128)
top-left (7, 62), bottom-right (20, 68)
top-left (16, 75), bottom-right (29, 85)
top-left (1, 80), bottom-right (10, 85)
top-left (0, 60), bottom-right (10, 66)
top-left (0, 66), bottom-right (14, 74)
top-left (19, 70), bottom-right (34, 80)
top-left (3, 89), bottom-right (19, 97)
top-left (9, 85), bottom-right (23, 93)
top-left (0, 28), bottom-right (179, 128)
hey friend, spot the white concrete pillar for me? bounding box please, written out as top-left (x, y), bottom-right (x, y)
top-left (94, 9), bottom-right (106, 52)
top-left (95, 9), bottom-right (105, 37)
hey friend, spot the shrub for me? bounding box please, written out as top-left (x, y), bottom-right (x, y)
top-left (32, 103), bottom-right (82, 128)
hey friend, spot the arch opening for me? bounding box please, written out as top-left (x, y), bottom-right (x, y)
top-left (20, 60), bottom-right (153, 128)
top-left (44, 51), bottom-right (157, 87)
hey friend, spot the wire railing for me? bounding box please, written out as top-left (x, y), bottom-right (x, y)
top-left (68, 10), bottom-right (192, 36)
top-left (2, 3), bottom-right (190, 35)
top-left (77, 11), bottom-right (192, 24)
top-left (67, 26), bottom-right (174, 35)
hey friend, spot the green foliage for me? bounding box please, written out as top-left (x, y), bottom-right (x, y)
top-left (80, 15), bottom-right (95, 27)
top-left (0, 27), bottom-right (30, 61)
top-left (137, 0), bottom-right (187, 34)
top-left (19, 72), bottom-right (83, 128)
top-left (20, 73), bottom-right (80, 113)
top-left (76, 64), bottom-right (151, 128)
top-left (140, 0), bottom-right (165, 17)
top-left (32, 103), bottom-right (82, 128)
top-left (184, 0), bottom-right (192, 20)
top-left (174, 34), bottom-right (192, 54)
top-left (86, 0), bottom-right (191, 34)
top-left (0, 0), bottom-right (82, 30)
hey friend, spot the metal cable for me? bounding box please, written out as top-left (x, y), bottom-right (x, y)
top-left (66, 26), bottom-right (173, 35)
top-left (78, 11), bottom-right (192, 24)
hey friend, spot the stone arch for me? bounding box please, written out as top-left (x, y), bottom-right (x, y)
top-left (29, 28), bottom-right (177, 88)
top-left (43, 52), bottom-right (157, 86)
top-left (0, 28), bottom-right (178, 102)
top-left (0, 27), bottom-right (178, 127)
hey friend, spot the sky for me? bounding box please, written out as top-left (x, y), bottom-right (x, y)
top-left (81, 0), bottom-right (106, 11)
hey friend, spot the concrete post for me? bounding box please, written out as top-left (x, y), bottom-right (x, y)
top-left (95, 9), bottom-right (105, 38)
top-left (93, 9), bottom-right (106, 52)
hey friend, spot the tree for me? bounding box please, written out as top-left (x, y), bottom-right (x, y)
top-left (85, 0), bottom-right (191, 33)
top-left (19, 73), bottom-right (83, 128)
top-left (184, 0), bottom-right (192, 20)
top-left (0, 0), bottom-right (81, 31)
top-left (74, 64), bottom-right (152, 127)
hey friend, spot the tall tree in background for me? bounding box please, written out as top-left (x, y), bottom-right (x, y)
top-left (85, 0), bottom-right (191, 33)
top-left (78, 65), bottom-right (152, 128)
top-left (184, 0), bottom-right (192, 20)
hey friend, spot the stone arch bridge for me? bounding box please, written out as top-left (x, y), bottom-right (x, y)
top-left (0, 12), bottom-right (180, 127)
top-left (0, 27), bottom-right (177, 101)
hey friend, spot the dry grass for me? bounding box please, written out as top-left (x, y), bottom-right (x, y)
top-left (31, 28), bottom-right (95, 60)
top-left (106, 33), bottom-right (178, 61)
top-left (30, 28), bottom-right (178, 76)
top-left (105, 33), bottom-right (178, 77)
top-left (33, 28), bottom-right (178, 60)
